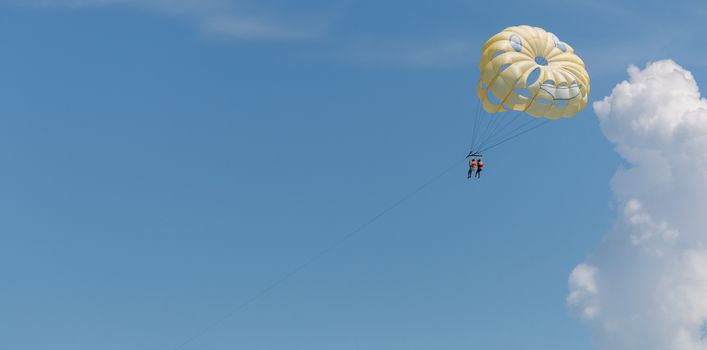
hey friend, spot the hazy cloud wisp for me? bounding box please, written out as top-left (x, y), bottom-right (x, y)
top-left (15, 0), bottom-right (328, 39)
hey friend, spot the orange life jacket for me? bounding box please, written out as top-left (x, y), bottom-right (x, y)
top-left (471, 160), bottom-right (477, 168)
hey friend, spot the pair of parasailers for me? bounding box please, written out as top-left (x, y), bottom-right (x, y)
top-left (467, 159), bottom-right (484, 179)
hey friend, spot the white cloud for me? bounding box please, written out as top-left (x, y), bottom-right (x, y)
top-left (13, 0), bottom-right (328, 40)
top-left (567, 263), bottom-right (599, 321)
top-left (569, 60), bottom-right (707, 350)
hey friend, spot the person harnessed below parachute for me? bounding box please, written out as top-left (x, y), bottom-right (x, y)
top-left (468, 159), bottom-right (477, 178)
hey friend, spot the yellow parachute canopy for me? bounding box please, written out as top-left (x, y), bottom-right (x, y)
top-left (478, 25), bottom-right (590, 119)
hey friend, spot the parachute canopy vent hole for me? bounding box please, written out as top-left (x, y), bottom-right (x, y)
top-left (509, 34), bottom-right (522, 52)
top-left (535, 56), bottom-right (548, 66)
top-left (526, 67), bottom-right (541, 86)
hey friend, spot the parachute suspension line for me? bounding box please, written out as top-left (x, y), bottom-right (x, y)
top-left (474, 115), bottom-right (500, 152)
top-left (469, 105), bottom-right (551, 156)
top-left (480, 115), bottom-right (541, 150)
top-left (469, 97), bottom-right (483, 154)
top-left (480, 113), bottom-right (502, 148)
top-left (475, 110), bottom-right (522, 151)
top-left (487, 111), bottom-right (523, 145)
top-left (468, 98), bottom-right (479, 154)
top-left (473, 109), bottom-right (502, 153)
top-left (476, 76), bottom-right (526, 151)
top-left (469, 88), bottom-right (546, 156)
top-left (473, 106), bottom-right (495, 154)
top-left (478, 119), bottom-right (551, 153)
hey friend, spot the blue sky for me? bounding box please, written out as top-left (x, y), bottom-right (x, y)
top-left (1, 1), bottom-right (706, 349)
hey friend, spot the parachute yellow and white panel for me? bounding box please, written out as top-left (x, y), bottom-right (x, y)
top-left (478, 25), bottom-right (590, 119)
